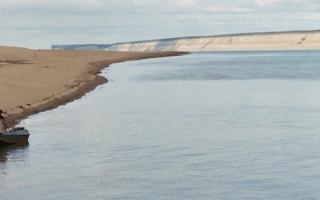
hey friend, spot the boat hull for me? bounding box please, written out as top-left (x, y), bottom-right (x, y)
top-left (0, 129), bottom-right (30, 146)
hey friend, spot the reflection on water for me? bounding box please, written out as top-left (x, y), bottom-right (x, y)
top-left (0, 144), bottom-right (29, 162)
top-left (0, 144), bottom-right (29, 180)
top-left (2, 51), bottom-right (320, 199)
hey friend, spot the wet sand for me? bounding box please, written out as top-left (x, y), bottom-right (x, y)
top-left (0, 46), bottom-right (186, 127)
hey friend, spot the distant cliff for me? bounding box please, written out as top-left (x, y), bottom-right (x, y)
top-left (52, 30), bottom-right (320, 52)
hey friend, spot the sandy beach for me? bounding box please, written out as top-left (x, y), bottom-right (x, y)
top-left (0, 46), bottom-right (186, 127)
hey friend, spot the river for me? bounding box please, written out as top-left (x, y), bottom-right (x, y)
top-left (1, 51), bottom-right (320, 199)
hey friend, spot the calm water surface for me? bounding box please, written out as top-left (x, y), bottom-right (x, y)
top-left (1, 51), bottom-right (320, 199)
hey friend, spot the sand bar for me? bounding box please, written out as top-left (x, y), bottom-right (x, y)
top-left (0, 46), bottom-right (186, 127)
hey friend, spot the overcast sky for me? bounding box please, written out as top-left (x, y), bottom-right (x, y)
top-left (1, 0), bottom-right (320, 49)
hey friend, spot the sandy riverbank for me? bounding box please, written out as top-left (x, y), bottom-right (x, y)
top-left (0, 46), bottom-right (186, 127)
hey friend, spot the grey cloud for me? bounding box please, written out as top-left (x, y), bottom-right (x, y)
top-left (1, 0), bottom-right (320, 49)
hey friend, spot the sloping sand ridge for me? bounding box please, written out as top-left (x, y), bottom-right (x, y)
top-left (0, 46), bottom-right (185, 127)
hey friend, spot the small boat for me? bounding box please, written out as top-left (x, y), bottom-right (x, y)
top-left (0, 109), bottom-right (30, 146)
top-left (0, 127), bottom-right (30, 146)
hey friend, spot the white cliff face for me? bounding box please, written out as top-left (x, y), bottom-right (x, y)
top-left (55, 31), bottom-right (320, 52)
top-left (104, 32), bottom-right (320, 52)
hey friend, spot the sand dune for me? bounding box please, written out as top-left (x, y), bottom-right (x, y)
top-left (53, 30), bottom-right (320, 52)
top-left (0, 46), bottom-right (185, 126)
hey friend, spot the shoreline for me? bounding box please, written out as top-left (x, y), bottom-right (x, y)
top-left (0, 46), bottom-right (187, 127)
top-left (54, 30), bottom-right (320, 52)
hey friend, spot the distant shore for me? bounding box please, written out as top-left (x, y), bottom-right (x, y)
top-left (52, 30), bottom-right (320, 52)
top-left (0, 46), bottom-right (187, 127)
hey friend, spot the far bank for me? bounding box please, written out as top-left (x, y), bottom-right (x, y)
top-left (52, 30), bottom-right (320, 52)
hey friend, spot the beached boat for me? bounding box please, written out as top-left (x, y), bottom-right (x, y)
top-left (0, 127), bottom-right (30, 146)
top-left (0, 110), bottom-right (30, 146)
